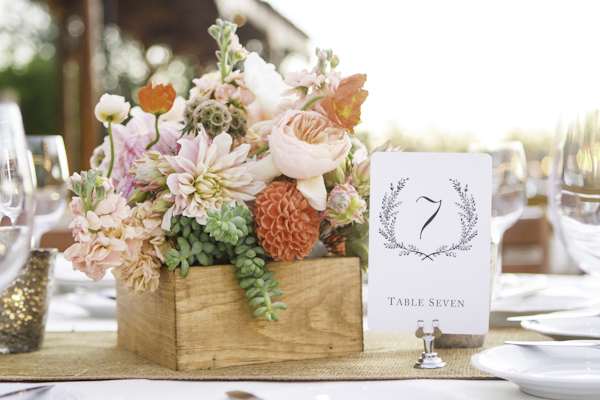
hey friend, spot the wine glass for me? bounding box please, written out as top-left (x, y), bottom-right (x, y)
top-left (549, 106), bottom-right (600, 276)
top-left (0, 102), bottom-right (36, 291)
top-left (26, 135), bottom-right (69, 249)
top-left (469, 141), bottom-right (528, 297)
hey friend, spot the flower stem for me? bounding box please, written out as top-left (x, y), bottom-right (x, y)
top-left (301, 95), bottom-right (325, 111)
top-left (250, 143), bottom-right (269, 158)
top-left (146, 114), bottom-right (160, 150)
top-left (107, 119), bottom-right (114, 179)
top-left (219, 40), bottom-right (228, 84)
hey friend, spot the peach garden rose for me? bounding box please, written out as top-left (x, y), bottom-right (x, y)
top-left (267, 109), bottom-right (351, 180)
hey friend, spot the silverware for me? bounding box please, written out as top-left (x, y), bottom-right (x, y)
top-left (505, 340), bottom-right (600, 348)
top-left (507, 305), bottom-right (600, 322)
top-left (0, 385), bottom-right (53, 398)
top-left (226, 391), bottom-right (264, 400)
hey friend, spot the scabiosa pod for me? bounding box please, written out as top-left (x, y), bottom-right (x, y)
top-left (321, 183), bottom-right (367, 229)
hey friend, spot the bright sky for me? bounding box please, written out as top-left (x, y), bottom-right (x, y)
top-left (267, 0), bottom-right (600, 141)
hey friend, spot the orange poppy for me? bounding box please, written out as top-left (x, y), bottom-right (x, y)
top-left (138, 82), bottom-right (176, 116)
top-left (322, 74), bottom-right (368, 134)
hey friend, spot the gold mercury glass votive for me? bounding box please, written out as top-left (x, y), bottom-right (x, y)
top-left (0, 248), bottom-right (56, 353)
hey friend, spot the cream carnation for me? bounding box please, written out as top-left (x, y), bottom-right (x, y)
top-left (113, 253), bottom-right (161, 294)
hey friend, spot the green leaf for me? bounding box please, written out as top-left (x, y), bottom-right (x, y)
top-left (268, 289), bottom-right (284, 297)
top-left (235, 245), bottom-right (249, 255)
top-left (181, 259), bottom-right (190, 277)
top-left (239, 277), bottom-right (256, 289)
top-left (271, 302), bottom-right (287, 310)
top-left (271, 310), bottom-right (279, 321)
top-left (202, 242), bottom-right (215, 253)
top-left (191, 242), bottom-right (203, 254)
top-left (261, 271), bottom-right (276, 280)
top-left (198, 252), bottom-right (209, 266)
top-left (265, 280), bottom-right (279, 289)
top-left (245, 287), bottom-right (261, 298)
top-left (253, 306), bottom-right (267, 318)
top-left (248, 297), bottom-right (265, 308)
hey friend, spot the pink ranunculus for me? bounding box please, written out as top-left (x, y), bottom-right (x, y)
top-left (267, 109), bottom-right (351, 180)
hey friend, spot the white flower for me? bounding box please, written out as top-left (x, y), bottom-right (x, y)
top-left (244, 52), bottom-right (287, 113)
top-left (296, 175), bottom-right (327, 211)
top-left (94, 94), bottom-right (130, 124)
top-left (159, 96), bottom-right (186, 124)
top-left (246, 153), bottom-right (281, 183)
top-left (162, 132), bottom-right (266, 227)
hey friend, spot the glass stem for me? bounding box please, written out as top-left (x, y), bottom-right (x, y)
top-left (491, 233), bottom-right (504, 300)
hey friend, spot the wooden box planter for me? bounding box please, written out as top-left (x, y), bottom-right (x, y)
top-left (116, 257), bottom-right (363, 371)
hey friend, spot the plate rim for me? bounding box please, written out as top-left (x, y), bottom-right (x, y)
top-left (471, 345), bottom-right (600, 386)
top-left (520, 317), bottom-right (600, 339)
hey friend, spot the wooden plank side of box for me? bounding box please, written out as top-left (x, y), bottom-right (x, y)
top-left (116, 271), bottom-right (178, 369)
top-left (174, 257), bottom-right (363, 370)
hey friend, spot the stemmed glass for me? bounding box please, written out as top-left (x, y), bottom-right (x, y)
top-left (549, 106), bottom-right (600, 277)
top-left (0, 102), bottom-right (36, 291)
top-left (469, 141), bottom-right (528, 297)
top-left (26, 135), bottom-right (69, 249)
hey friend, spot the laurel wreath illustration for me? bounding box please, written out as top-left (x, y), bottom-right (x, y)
top-left (378, 178), bottom-right (478, 261)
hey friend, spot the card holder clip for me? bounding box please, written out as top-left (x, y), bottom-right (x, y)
top-left (414, 319), bottom-right (446, 369)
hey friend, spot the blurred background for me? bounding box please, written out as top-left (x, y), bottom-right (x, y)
top-left (3, 0), bottom-right (600, 274)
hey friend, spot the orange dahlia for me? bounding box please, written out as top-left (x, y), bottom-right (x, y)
top-left (254, 181), bottom-right (320, 262)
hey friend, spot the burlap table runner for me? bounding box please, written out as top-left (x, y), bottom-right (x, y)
top-left (0, 328), bottom-right (547, 381)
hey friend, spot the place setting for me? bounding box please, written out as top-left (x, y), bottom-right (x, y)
top-left (469, 105), bottom-right (600, 400)
top-left (6, 5), bottom-right (600, 399)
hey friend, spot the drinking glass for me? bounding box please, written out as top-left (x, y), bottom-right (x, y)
top-left (549, 106), bottom-right (600, 276)
top-left (26, 135), bottom-right (69, 249)
top-left (469, 141), bottom-right (528, 297)
top-left (0, 102), bottom-right (36, 291)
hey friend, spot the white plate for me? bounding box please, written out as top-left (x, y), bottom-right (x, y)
top-left (471, 345), bottom-right (600, 400)
top-left (522, 316), bottom-right (600, 340)
top-left (65, 292), bottom-right (116, 318)
top-left (490, 274), bottom-right (600, 327)
top-left (54, 253), bottom-right (115, 290)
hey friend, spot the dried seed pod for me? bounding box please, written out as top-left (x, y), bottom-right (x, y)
top-left (194, 100), bottom-right (232, 138)
top-left (227, 106), bottom-right (248, 139)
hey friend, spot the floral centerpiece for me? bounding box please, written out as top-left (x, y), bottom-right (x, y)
top-left (64, 19), bottom-right (398, 322)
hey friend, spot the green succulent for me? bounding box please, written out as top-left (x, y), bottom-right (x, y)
top-left (166, 204), bottom-right (286, 322)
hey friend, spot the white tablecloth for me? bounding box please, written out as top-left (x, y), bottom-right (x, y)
top-left (0, 379), bottom-right (539, 400)
top-left (3, 272), bottom-right (596, 400)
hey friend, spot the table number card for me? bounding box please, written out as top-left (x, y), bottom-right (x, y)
top-left (368, 152), bottom-right (492, 334)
